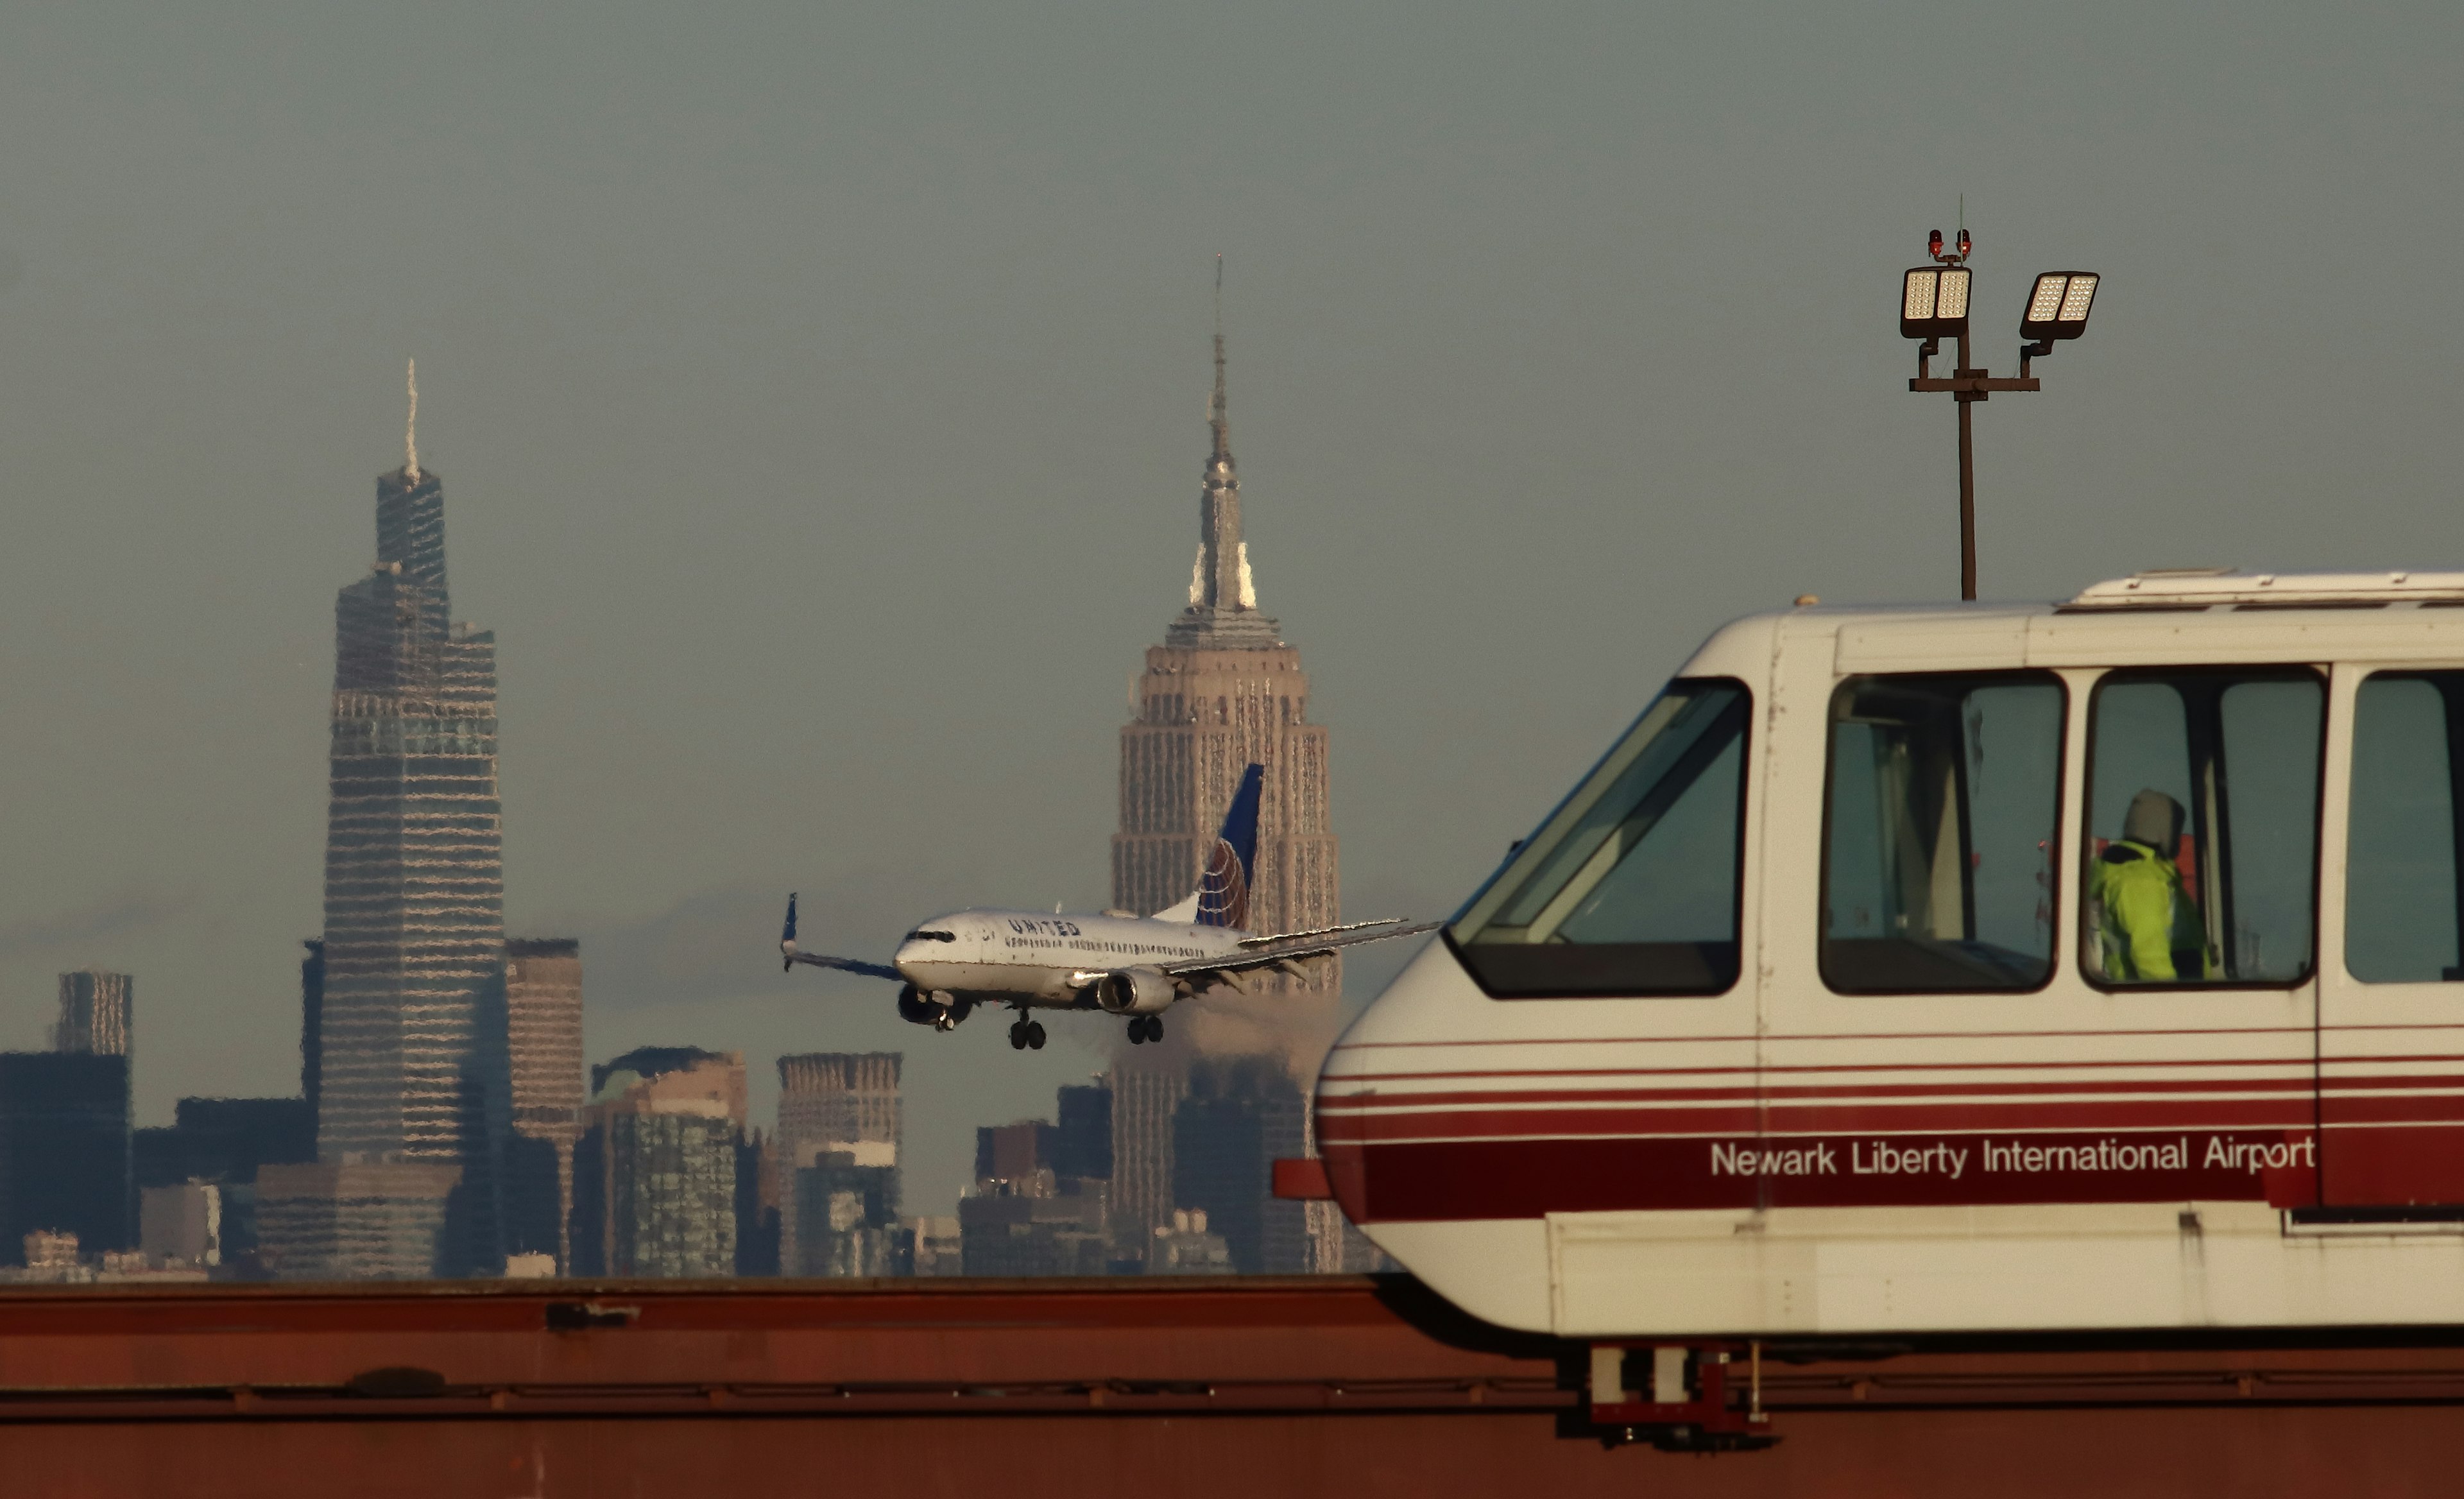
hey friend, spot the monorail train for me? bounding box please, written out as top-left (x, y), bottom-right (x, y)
top-left (1321, 569), bottom-right (2464, 1340)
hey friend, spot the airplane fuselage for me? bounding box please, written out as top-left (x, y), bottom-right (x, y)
top-left (893, 909), bottom-right (1246, 1007)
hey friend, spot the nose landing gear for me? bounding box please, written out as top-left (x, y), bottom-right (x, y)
top-left (1007, 1018), bottom-right (1047, 1050)
top-left (1125, 1015), bottom-right (1164, 1045)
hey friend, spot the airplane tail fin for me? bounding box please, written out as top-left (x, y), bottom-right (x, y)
top-left (1155, 764), bottom-right (1264, 928)
top-left (780, 893), bottom-right (800, 972)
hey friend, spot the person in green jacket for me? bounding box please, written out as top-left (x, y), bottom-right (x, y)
top-left (2094, 789), bottom-right (2209, 982)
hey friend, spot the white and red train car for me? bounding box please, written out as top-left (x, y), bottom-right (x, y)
top-left (1322, 569), bottom-right (2464, 1340)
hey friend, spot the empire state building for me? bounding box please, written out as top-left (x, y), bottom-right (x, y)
top-left (1111, 305), bottom-right (1339, 968)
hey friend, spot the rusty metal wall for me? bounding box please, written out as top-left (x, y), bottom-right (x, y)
top-left (1, 1278), bottom-right (2459, 1497)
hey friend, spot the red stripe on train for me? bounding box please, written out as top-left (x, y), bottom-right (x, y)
top-left (1319, 1129), bottom-right (2320, 1222)
top-left (1318, 1073), bottom-right (2340, 1113)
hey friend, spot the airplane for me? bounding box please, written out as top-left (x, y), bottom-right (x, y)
top-left (779, 763), bottom-right (1439, 1050)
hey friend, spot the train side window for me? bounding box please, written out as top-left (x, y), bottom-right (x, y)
top-left (1820, 672), bottom-right (2064, 993)
top-left (2082, 669), bottom-right (2322, 989)
top-left (1448, 678), bottom-right (1750, 998)
top-left (2346, 672), bottom-right (2464, 982)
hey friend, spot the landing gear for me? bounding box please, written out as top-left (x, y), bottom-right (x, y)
top-left (1008, 1018), bottom-right (1048, 1050)
top-left (1126, 1015), bottom-right (1164, 1045)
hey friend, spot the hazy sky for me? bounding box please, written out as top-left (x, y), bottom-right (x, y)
top-left (0, 3), bottom-right (2456, 1208)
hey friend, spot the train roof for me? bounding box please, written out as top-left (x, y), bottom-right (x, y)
top-left (1684, 569), bottom-right (2464, 678)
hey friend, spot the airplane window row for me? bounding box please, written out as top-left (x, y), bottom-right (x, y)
top-left (1450, 668), bottom-right (2464, 997)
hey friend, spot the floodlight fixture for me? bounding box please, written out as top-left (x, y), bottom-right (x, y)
top-left (1900, 266), bottom-right (1972, 341)
top-left (2021, 271), bottom-right (2099, 343)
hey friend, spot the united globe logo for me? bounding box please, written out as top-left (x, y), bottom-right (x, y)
top-left (1197, 837), bottom-right (1250, 929)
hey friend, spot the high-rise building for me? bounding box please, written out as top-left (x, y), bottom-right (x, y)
top-left (774, 1053), bottom-right (900, 1272)
top-left (1107, 1059), bottom-right (1187, 1263)
top-left (1054, 1084), bottom-right (1112, 1183)
top-left (1172, 1056), bottom-right (1308, 1275)
top-left (300, 940), bottom-right (324, 1117)
top-left (1111, 306), bottom-right (1338, 959)
top-left (0, 1053), bottom-right (133, 1264)
top-left (1104, 289), bottom-right (1347, 1277)
top-left (569, 1048), bottom-right (742, 1278)
top-left (502, 938), bottom-right (582, 1269)
top-left (52, 970), bottom-right (132, 1056)
top-left (314, 377), bottom-right (512, 1277)
top-left (735, 1129), bottom-right (780, 1276)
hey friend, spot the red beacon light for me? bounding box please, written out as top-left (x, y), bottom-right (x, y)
top-left (1956, 228), bottom-right (1971, 258)
top-left (1928, 229), bottom-right (1944, 258)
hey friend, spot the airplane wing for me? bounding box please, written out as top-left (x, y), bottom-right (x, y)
top-left (778, 893), bottom-right (903, 981)
top-left (786, 950), bottom-right (903, 981)
top-left (1235, 917), bottom-right (1419, 948)
top-left (1158, 920), bottom-right (1442, 983)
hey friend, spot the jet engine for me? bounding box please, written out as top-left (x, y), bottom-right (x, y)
top-left (1094, 966), bottom-right (1176, 1016)
top-left (896, 986), bottom-right (941, 1026)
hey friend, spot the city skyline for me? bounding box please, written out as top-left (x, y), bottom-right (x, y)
top-left (10, 310), bottom-right (1381, 1223)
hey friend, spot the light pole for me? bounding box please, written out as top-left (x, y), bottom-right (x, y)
top-left (1901, 231), bottom-right (2100, 600)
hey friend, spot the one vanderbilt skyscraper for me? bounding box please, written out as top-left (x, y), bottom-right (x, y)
top-left (315, 363), bottom-right (512, 1274)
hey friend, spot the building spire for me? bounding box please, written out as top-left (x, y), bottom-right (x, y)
top-left (377, 360), bottom-right (449, 597)
top-left (1209, 253), bottom-right (1229, 464)
top-left (1168, 257), bottom-right (1281, 649)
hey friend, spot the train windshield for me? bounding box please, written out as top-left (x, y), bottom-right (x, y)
top-left (1450, 678), bottom-right (1749, 997)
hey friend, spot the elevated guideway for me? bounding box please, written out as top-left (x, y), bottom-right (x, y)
top-left (1, 1276), bottom-right (2461, 1496)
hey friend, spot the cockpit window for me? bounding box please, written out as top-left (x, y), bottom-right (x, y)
top-left (905, 930), bottom-right (957, 943)
top-left (1449, 678), bottom-right (1750, 997)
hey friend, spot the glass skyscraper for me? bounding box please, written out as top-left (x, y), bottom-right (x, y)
top-left (315, 449), bottom-right (511, 1275)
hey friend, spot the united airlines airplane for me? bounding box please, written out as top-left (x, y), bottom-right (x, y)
top-left (780, 764), bottom-right (1437, 1050)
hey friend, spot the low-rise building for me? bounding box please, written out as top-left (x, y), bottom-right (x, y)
top-left (140, 1182), bottom-right (222, 1269)
top-left (791, 1152), bottom-right (900, 1277)
top-left (253, 1161), bottom-right (461, 1280)
top-left (906, 1215), bottom-right (962, 1276)
top-left (1148, 1208), bottom-right (1234, 1275)
top-left (959, 1175), bottom-right (1109, 1276)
